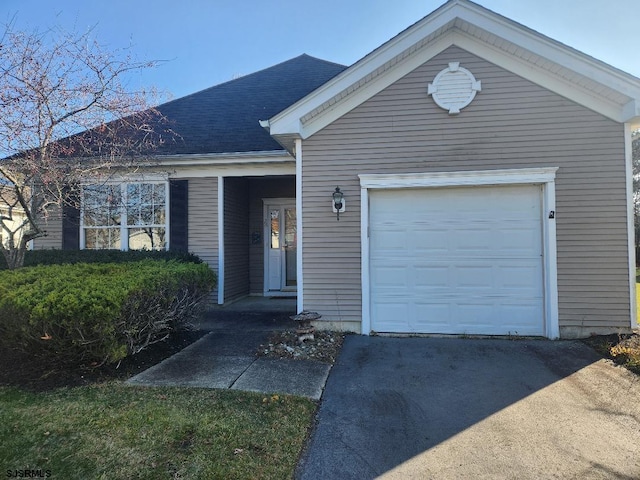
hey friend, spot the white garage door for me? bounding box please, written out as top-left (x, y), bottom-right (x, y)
top-left (369, 184), bottom-right (544, 336)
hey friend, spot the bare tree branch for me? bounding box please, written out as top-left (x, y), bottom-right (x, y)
top-left (0, 22), bottom-right (175, 269)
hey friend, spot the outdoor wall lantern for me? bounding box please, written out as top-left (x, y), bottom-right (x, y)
top-left (332, 186), bottom-right (345, 221)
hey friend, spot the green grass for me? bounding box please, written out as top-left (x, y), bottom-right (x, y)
top-left (0, 384), bottom-right (315, 479)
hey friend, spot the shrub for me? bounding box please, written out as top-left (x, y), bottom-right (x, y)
top-left (0, 248), bottom-right (203, 270)
top-left (0, 260), bottom-right (216, 365)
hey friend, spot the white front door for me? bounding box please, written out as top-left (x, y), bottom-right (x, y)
top-left (264, 202), bottom-right (297, 295)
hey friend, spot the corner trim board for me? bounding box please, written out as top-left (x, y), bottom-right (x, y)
top-left (624, 124), bottom-right (638, 329)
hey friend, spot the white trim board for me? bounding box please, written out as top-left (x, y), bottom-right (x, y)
top-left (624, 124), bottom-right (638, 329)
top-left (217, 176), bottom-right (225, 305)
top-left (170, 163), bottom-right (295, 178)
top-left (359, 167), bottom-right (558, 188)
top-left (155, 150), bottom-right (292, 166)
top-left (359, 167), bottom-right (560, 339)
top-left (295, 138), bottom-right (304, 314)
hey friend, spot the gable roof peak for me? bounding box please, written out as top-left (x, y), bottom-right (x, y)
top-left (267, 0), bottom-right (640, 145)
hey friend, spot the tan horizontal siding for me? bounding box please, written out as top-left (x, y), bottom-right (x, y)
top-left (224, 177), bottom-right (249, 301)
top-left (187, 177), bottom-right (219, 299)
top-left (34, 207), bottom-right (63, 250)
top-left (301, 45), bottom-right (630, 334)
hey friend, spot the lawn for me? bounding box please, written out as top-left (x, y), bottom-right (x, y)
top-left (0, 384), bottom-right (315, 479)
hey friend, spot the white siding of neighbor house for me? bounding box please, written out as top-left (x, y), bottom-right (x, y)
top-left (0, 208), bottom-right (27, 248)
top-left (301, 46), bottom-right (630, 337)
top-left (187, 177), bottom-right (219, 300)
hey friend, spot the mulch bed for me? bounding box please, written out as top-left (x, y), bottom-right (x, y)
top-left (0, 330), bottom-right (206, 392)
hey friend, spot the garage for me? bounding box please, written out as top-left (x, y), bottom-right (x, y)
top-left (368, 184), bottom-right (545, 336)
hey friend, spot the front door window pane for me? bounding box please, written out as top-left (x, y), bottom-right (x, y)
top-left (284, 208), bottom-right (297, 287)
top-left (270, 209), bottom-right (280, 249)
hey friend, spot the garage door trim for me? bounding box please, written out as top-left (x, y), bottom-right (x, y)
top-left (359, 167), bottom-right (559, 339)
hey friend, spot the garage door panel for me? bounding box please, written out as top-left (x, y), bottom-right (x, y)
top-left (497, 226), bottom-right (541, 253)
top-left (412, 303), bottom-right (452, 329)
top-left (371, 265), bottom-right (407, 288)
top-left (370, 230), bottom-right (408, 252)
top-left (372, 302), bottom-right (412, 331)
top-left (455, 302), bottom-right (498, 330)
top-left (415, 266), bottom-right (449, 288)
top-left (497, 264), bottom-right (543, 292)
top-left (454, 228), bottom-right (494, 252)
top-left (370, 185), bottom-right (544, 336)
top-left (413, 229), bottom-right (449, 253)
top-left (454, 265), bottom-right (495, 288)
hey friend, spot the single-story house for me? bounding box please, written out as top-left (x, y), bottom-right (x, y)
top-left (36, 0), bottom-right (640, 338)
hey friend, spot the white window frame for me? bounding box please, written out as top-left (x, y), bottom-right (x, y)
top-left (80, 180), bottom-right (170, 251)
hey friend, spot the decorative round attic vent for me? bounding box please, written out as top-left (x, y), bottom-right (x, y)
top-left (428, 62), bottom-right (481, 115)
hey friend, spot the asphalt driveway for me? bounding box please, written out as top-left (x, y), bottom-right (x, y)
top-left (297, 336), bottom-right (640, 479)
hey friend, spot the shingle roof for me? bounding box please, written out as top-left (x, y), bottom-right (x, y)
top-left (154, 54), bottom-right (347, 155)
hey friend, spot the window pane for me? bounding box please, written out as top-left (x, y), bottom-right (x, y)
top-left (140, 205), bottom-right (153, 225)
top-left (153, 207), bottom-right (166, 225)
top-left (83, 185), bottom-right (121, 227)
top-left (84, 228), bottom-right (121, 250)
top-left (270, 209), bottom-right (280, 249)
top-left (140, 183), bottom-right (153, 202)
top-left (107, 205), bottom-right (121, 227)
top-left (83, 208), bottom-right (99, 227)
top-left (127, 183), bottom-right (140, 203)
top-left (153, 184), bottom-right (166, 205)
top-left (128, 228), bottom-right (166, 251)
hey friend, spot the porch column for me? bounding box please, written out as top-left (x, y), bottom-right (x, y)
top-left (295, 138), bottom-right (304, 314)
top-left (217, 176), bottom-right (225, 305)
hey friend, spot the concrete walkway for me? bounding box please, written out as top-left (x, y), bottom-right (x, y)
top-left (297, 335), bottom-right (640, 479)
top-left (127, 300), bottom-right (331, 400)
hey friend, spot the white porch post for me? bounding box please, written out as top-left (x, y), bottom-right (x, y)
top-left (295, 138), bottom-right (304, 314)
top-left (217, 176), bottom-right (225, 305)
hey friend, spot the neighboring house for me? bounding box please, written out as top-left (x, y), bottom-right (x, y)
top-left (35, 0), bottom-right (640, 338)
top-left (0, 187), bottom-right (27, 250)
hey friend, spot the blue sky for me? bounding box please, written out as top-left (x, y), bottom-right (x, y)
top-left (3, 0), bottom-right (637, 103)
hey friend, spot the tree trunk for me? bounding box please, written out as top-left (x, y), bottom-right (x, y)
top-left (1, 244), bottom-right (26, 270)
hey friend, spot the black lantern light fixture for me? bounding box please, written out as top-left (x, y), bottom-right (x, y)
top-left (332, 186), bottom-right (344, 221)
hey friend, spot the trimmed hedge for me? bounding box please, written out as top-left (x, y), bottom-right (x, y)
top-left (0, 249), bottom-right (203, 270)
top-left (0, 260), bottom-right (216, 365)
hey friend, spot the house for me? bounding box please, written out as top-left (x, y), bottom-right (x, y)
top-left (35, 0), bottom-right (640, 338)
top-left (0, 186), bottom-right (28, 251)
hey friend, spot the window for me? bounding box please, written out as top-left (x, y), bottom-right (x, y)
top-left (81, 182), bottom-right (168, 251)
